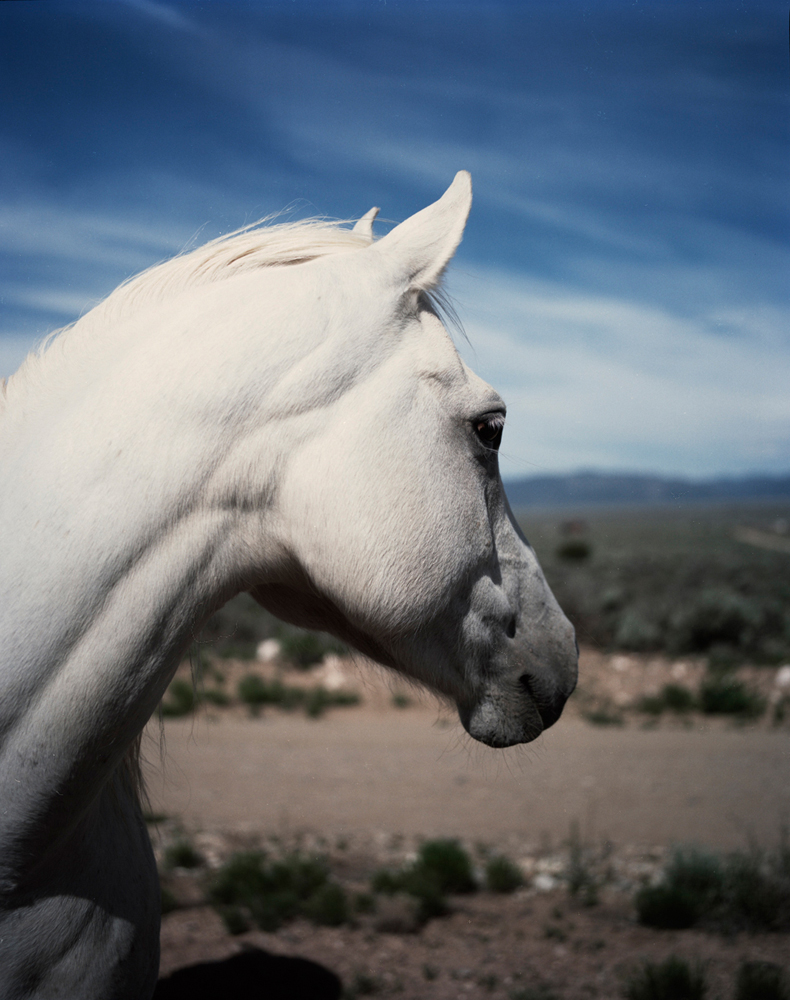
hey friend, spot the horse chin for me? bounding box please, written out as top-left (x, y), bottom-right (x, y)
top-left (459, 695), bottom-right (545, 749)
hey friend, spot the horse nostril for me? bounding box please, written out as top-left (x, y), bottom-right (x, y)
top-left (506, 617), bottom-right (517, 639)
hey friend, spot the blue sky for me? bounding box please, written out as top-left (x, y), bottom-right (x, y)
top-left (1, 0), bottom-right (788, 479)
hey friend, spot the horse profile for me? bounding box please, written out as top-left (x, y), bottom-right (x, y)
top-left (0, 172), bottom-right (577, 999)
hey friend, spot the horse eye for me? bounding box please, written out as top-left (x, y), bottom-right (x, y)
top-left (474, 414), bottom-right (505, 450)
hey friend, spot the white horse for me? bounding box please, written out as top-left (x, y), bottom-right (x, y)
top-left (0, 172), bottom-right (577, 999)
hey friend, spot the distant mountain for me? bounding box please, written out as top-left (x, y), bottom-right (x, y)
top-left (503, 472), bottom-right (790, 508)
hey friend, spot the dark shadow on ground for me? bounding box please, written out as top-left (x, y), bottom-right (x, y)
top-left (153, 946), bottom-right (342, 999)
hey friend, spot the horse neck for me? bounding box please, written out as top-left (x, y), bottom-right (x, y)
top-left (0, 261), bottom-right (393, 888)
top-left (0, 323), bottom-right (254, 889)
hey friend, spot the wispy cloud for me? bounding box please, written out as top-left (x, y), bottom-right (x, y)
top-left (455, 267), bottom-right (790, 478)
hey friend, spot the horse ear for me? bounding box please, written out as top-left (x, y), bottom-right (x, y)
top-left (352, 207), bottom-right (379, 241)
top-left (371, 171), bottom-right (472, 291)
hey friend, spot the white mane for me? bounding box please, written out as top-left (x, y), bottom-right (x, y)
top-left (3, 218), bottom-right (371, 411)
top-left (83, 217), bottom-right (373, 335)
top-left (4, 216), bottom-right (458, 414)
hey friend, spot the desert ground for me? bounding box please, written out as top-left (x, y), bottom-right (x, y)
top-left (146, 647), bottom-right (790, 999)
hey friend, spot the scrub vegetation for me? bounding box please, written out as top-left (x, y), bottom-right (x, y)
top-left (518, 504), bottom-right (790, 666)
top-left (636, 842), bottom-right (790, 933)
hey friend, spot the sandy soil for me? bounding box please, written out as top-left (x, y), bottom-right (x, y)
top-left (147, 649), bottom-right (790, 998)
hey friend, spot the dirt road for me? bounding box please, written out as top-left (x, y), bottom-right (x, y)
top-left (145, 701), bottom-right (789, 851)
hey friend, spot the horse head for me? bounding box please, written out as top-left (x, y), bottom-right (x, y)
top-left (248, 172), bottom-right (577, 747)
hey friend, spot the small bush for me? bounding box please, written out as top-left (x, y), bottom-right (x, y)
top-left (622, 956), bottom-right (707, 1000)
top-left (699, 675), bottom-right (765, 718)
top-left (662, 683), bottom-right (695, 712)
top-left (217, 642), bottom-right (257, 660)
top-left (637, 694), bottom-right (666, 716)
top-left (566, 824), bottom-right (598, 906)
top-left (615, 610), bottom-right (661, 651)
top-left (344, 970), bottom-right (381, 998)
top-left (237, 674), bottom-right (280, 707)
top-left (353, 892), bottom-right (376, 914)
top-left (636, 847), bottom-right (721, 929)
top-left (201, 687), bottom-right (230, 706)
top-left (236, 675), bottom-right (359, 718)
top-left (670, 589), bottom-right (761, 655)
top-left (722, 848), bottom-right (790, 931)
top-left (417, 839), bottom-right (476, 894)
top-left (279, 630), bottom-right (333, 668)
top-left (303, 882), bottom-right (349, 926)
top-left (160, 678), bottom-right (198, 717)
top-left (305, 686), bottom-right (360, 718)
top-left (163, 838), bottom-right (203, 870)
top-left (509, 986), bottom-right (558, 1000)
top-left (485, 855), bottom-right (524, 893)
top-left (369, 841), bottom-right (474, 925)
top-left (735, 961), bottom-right (789, 1000)
top-left (371, 865), bottom-right (448, 924)
top-left (583, 707), bottom-right (624, 726)
top-left (636, 843), bottom-right (790, 932)
top-left (391, 692), bottom-right (411, 708)
top-left (207, 850), bottom-right (346, 933)
top-left (556, 539), bottom-right (591, 562)
top-left (636, 884), bottom-right (699, 929)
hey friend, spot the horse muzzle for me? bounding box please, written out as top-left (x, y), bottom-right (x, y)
top-left (458, 629), bottom-right (579, 748)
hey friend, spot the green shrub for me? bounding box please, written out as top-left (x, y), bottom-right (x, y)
top-left (344, 971), bottom-right (381, 998)
top-left (699, 675), bottom-right (765, 718)
top-left (556, 539), bottom-right (591, 562)
top-left (735, 961), bottom-right (789, 1000)
top-left (615, 610), bottom-right (661, 651)
top-left (237, 674), bottom-right (279, 707)
top-left (637, 694), bottom-right (666, 716)
top-left (369, 839), bottom-right (475, 924)
top-left (721, 848), bottom-right (790, 931)
top-left (160, 678), bottom-right (198, 717)
top-left (636, 847), bottom-right (722, 929)
top-left (202, 687), bottom-right (230, 706)
top-left (353, 892), bottom-right (376, 914)
top-left (303, 882), bottom-right (349, 926)
top-left (371, 865), bottom-right (448, 924)
top-left (279, 630), bottom-right (336, 668)
top-left (566, 824), bottom-right (598, 906)
top-left (522, 506), bottom-right (790, 664)
top-left (636, 844), bottom-right (790, 932)
top-left (163, 838), bottom-right (203, 870)
top-left (207, 850), bottom-right (346, 933)
top-left (662, 683), bottom-right (695, 712)
top-left (417, 839), bottom-right (476, 894)
top-left (485, 855), bottom-right (524, 893)
top-left (391, 692), bottom-right (411, 708)
top-left (304, 686), bottom-right (360, 718)
top-left (670, 589), bottom-right (761, 655)
top-left (236, 675), bottom-right (358, 718)
top-left (635, 884), bottom-right (699, 929)
top-left (583, 707), bottom-right (624, 726)
top-left (622, 956), bottom-right (707, 1000)
top-left (509, 986), bottom-right (558, 1000)
top-left (217, 643), bottom-right (257, 660)
top-left (666, 847), bottom-right (724, 904)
